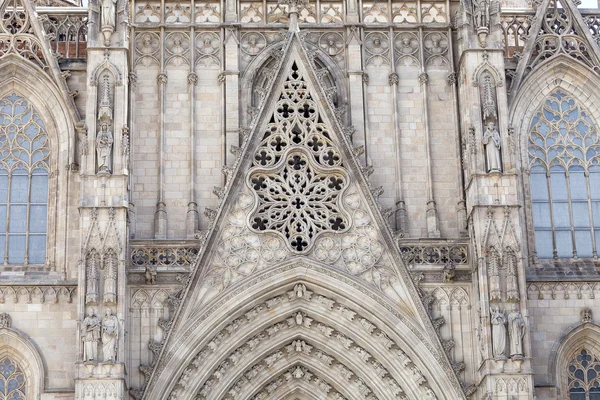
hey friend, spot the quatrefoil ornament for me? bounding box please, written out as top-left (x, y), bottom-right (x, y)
top-left (247, 148), bottom-right (350, 253)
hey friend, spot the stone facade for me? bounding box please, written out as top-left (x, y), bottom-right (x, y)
top-left (2, 0), bottom-right (600, 398)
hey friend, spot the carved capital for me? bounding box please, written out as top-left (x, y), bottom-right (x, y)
top-left (157, 73), bottom-right (168, 85)
top-left (388, 72), bottom-right (399, 86)
top-left (188, 72), bottom-right (198, 86)
top-left (419, 72), bottom-right (428, 86)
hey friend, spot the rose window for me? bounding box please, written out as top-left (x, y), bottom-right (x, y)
top-left (248, 149), bottom-right (349, 253)
top-left (248, 62), bottom-right (350, 253)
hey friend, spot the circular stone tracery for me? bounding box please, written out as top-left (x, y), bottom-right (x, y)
top-left (247, 62), bottom-right (349, 254)
top-left (248, 148), bottom-right (350, 253)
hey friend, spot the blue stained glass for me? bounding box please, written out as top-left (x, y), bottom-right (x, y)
top-left (0, 173), bottom-right (7, 204)
top-left (8, 206), bottom-right (26, 233)
top-left (575, 230), bottom-right (593, 257)
top-left (573, 202), bottom-right (591, 227)
top-left (9, 174), bottom-right (27, 203)
top-left (551, 171), bottom-right (568, 200)
top-left (533, 203), bottom-right (552, 228)
top-left (553, 203), bottom-right (571, 228)
top-left (556, 231), bottom-right (573, 258)
top-left (531, 171), bottom-right (549, 201)
top-left (28, 235), bottom-right (45, 264)
top-left (28, 206), bottom-right (46, 233)
top-left (535, 230), bottom-right (553, 259)
top-left (29, 175), bottom-right (47, 204)
top-left (7, 235), bottom-right (25, 264)
top-left (0, 93), bottom-right (50, 265)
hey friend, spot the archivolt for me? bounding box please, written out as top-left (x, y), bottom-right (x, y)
top-left (165, 276), bottom-right (442, 400)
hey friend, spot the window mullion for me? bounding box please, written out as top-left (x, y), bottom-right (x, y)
top-left (4, 172), bottom-right (11, 267)
top-left (23, 171), bottom-right (32, 266)
top-left (585, 171), bottom-right (597, 259)
top-left (565, 170), bottom-right (577, 259)
top-left (547, 171), bottom-right (558, 259)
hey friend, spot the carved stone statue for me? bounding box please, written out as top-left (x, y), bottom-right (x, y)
top-left (482, 121), bottom-right (501, 172)
top-left (81, 308), bottom-right (101, 362)
top-left (96, 122), bottom-right (114, 174)
top-left (102, 308), bottom-right (119, 362)
top-left (103, 250), bottom-right (117, 304)
top-left (473, 0), bottom-right (490, 29)
top-left (100, 0), bottom-right (117, 45)
top-left (508, 307), bottom-right (525, 357)
top-left (145, 265), bottom-right (157, 285)
top-left (490, 306), bottom-right (507, 358)
top-left (582, 307), bottom-right (593, 323)
top-left (0, 313), bottom-right (11, 328)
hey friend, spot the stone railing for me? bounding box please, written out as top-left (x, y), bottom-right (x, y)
top-left (129, 241), bottom-right (200, 269)
top-left (397, 239), bottom-right (469, 268)
top-left (132, 0), bottom-right (449, 26)
top-left (38, 7), bottom-right (88, 60)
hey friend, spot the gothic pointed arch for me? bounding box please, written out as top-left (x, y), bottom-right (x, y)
top-left (141, 34), bottom-right (465, 400)
top-left (0, 317), bottom-right (47, 399)
top-left (509, 57), bottom-right (600, 263)
top-left (241, 40), bottom-right (347, 127)
top-left (549, 320), bottom-right (600, 396)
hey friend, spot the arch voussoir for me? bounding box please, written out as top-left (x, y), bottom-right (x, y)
top-left (167, 277), bottom-right (438, 400)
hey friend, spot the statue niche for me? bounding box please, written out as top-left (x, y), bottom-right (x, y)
top-left (479, 71), bottom-right (502, 173)
top-left (97, 72), bottom-right (114, 175)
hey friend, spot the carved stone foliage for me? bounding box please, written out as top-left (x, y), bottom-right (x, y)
top-left (0, 285), bottom-right (76, 303)
top-left (167, 283), bottom-right (437, 400)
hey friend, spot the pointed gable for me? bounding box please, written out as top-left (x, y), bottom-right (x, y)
top-left (511, 0), bottom-right (600, 95)
top-left (0, 0), bottom-right (81, 122)
top-left (142, 34), bottom-right (466, 400)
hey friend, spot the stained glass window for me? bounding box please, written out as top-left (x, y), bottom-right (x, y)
top-left (528, 91), bottom-right (600, 259)
top-left (568, 349), bottom-right (600, 400)
top-left (0, 358), bottom-right (26, 400)
top-left (0, 93), bottom-right (50, 265)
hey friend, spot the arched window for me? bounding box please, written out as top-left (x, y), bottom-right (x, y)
top-left (568, 349), bottom-right (600, 399)
top-left (0, 93), bottom-right (50, 265)
top-left (0, 357), bottom-right (26, 400)
top-left (528, 90), bottom-right (600, 259)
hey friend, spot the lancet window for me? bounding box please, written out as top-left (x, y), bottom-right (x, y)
top-left (568, 349), bottom-right (600, 399)
top-left (0, 93), bottom-right (50, 265)
top-left (0, 357), bottom-right (26, 400)
top-left (528, 90), bottom-right (600, 259)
